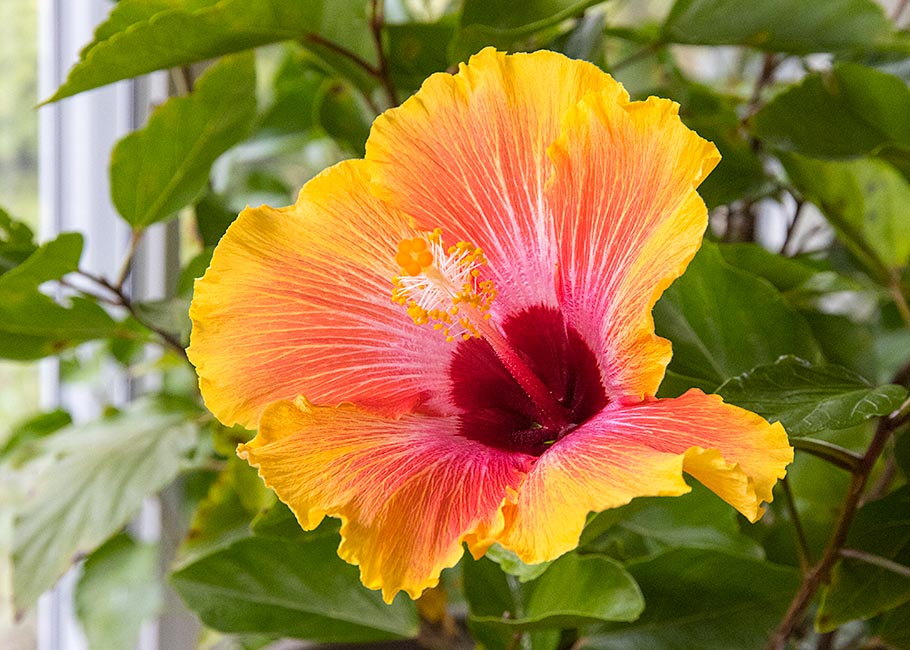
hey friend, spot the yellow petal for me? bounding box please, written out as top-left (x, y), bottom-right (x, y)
top-left (498, 390), bottom-right (791, 563)
top-left (238, 398), bottom-right (533, 602)
top-left (188, 160), bottom-right (453, 429)
top-left (546, 90), bottom-right (720, 401)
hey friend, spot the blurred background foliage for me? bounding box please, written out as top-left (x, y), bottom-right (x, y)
top-left (2, 0), bottom-right (910, 649)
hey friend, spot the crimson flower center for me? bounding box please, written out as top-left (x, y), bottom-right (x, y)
top-left (449, 305), bottom-right (608, 456)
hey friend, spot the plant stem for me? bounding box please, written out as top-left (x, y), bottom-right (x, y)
top-left (370, 0), bottom-right (399, 108)
top-left (781, 198), bottom-right (805, 256)
top-left (791, 438), bottom-right (863, 472)
top-left (74, 269), bottom-right (188, 359)
top-left (767, 398), bottom-right (910, 649)
top-left (305, 33), bottom-right (381, 81)
top-left (746, 53), bottom-right (781, 118)
top-left (839, 548), bottom-right (910, 579)
top-left (888, 278), bottom-right (910, 329)
top-left (610, 41), bottom-right (662, 72)
top-left (781, 477), bottom-right (812, 573)
top-left (113, 227), bottom-right (144, 292)
top-left (303, 5), bottom-right (399, 114)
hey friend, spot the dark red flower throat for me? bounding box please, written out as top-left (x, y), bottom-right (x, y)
top-left (450, 306), bottom-right (608, 456)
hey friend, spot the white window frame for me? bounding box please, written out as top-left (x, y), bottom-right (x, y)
top-left (37, 1), bottom-right (195, 648)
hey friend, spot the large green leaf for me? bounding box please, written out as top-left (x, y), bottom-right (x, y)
top-left (718, 356), bottom-right (906, 437)
top-left (75, 534), bottom-right (162, 650)
top-left (752, 64), bottom-right (910, 159)
top-left (817, 486), bottom-right (910, 631)
top-left (0, 233), bottom-right (119, 360)
top-left (454, 0), bottom-right (601, 59)
top-left (170, 528), bottom-right (418, 642)
top-left (654, 242), bottom-right (822, 394)
top-left (783, 154), bottom-right (910, 280)
top-left (464, 552), bottom-right (644, 631)
top-left (46, 0), bottom-right (374, 103)
top-left (581, 482), bottom-right (764, 562)
top-left (662, 0), bottom-right (896, 54)
top-left (85, 0), bottom-right (221, 51)
top-left (582, 550), bottom-right (801, 650)
top-left (12, 397), bottom-right (198, 609)
top-left (110, 53), bottom-right (256, 227)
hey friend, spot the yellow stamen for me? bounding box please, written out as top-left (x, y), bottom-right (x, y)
top-left (391, 230), bottom-right (570, 429)
top-left (391, 229), bottom-right (497, 342)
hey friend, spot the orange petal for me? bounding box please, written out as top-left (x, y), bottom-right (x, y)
top-left (188, 160), bottom-right (453, 429)
top-left (546, 89), bottom-right (721, 400)
top-left (238, 398), bottom-right (533, 602)
top-left (366, 48), bottom-right (618, 318)
top-left (497, 390), bottom-right (791, 564)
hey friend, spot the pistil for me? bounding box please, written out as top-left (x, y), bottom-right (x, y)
top-left (392, 230), bottom-right (570, 430)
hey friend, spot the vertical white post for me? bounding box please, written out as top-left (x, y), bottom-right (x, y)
top-left (36, 1), bottom-right (194, 649)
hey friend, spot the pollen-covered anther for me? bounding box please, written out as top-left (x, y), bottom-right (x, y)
top-left (391, 230), bottom-right (496, 342)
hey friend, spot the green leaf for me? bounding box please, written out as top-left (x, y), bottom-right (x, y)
top-left (75, 534), bottom-right (162, 650)
top-left (717, 243), bottom-right (866, 301)
top-left (387, 21), bottom-right (456, 90)
top-left (662, 0), bottom-right (895, 54)
top-left (12, 397), bottom-right (198, 609)
top-left (718, 356), bottom-right (906, 437)
top-left (0, 233), bottom-right (119, 360)
top-left (464, 553), bottom-right (644, 630)
top-left (582, 550), bottom-right (801, 650)
top-left (654, 242), bottom-right (822, 394)
top-left (719, 243), bottom-right (818, 288)
top-left (177, 247), bottom-right (215, 296)
top-left (0, 207), bottom-right (36, 276)
top-left (171, 530), bottom-right (419, 642)
top-left (484, 544), bottom-right (552, 583)
top-left (782, 155), bottom-right (910, 280)
top-left (817, 486), bottom-right (910, 631)
top-left (249, 500), bottom-right (307, 541)
top-left (110, 53), bottom-right (256, 227)
top-left (454, 0), bottom-right (601, 59)
top-left (194, 191), bottom-right (237, 248)
top-left (717, 243), bottom-right (882, 377)
top-left (316, 80), bottom-right (373, 156)
top-left (752, 64), bottom-right (910, 159)
top-left (176, 457), bottom-right (274, 568)
top-left (0, 409), bottom-right (71, 463)
top-left (803, 312), bottom-right (880, 381)
top-left (46, 0), bottom-right (374, 103)
top-left (132, 296), bottom-right (192, 346)
top-left (2, 231), bottom-right (82, 287)
top-left (84, 0), bottom-right (222, 52)
top-left (558, 10), bottom-right (606, 61)
top-left (581, 482), bottom-right (764, 562)
top-left (258, 46), bottom-right (374, 153)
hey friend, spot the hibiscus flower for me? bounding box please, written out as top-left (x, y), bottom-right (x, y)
top-left (188, 48), bottom-right (793, 603)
